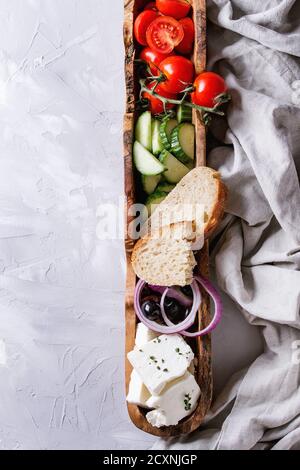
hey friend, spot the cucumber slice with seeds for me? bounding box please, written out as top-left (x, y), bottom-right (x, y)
top-left (159, 150), bottom-right (190, 184)
top-left (142, 174), bottom-right (162, 195)
top-left (152, 119), bottom-right (164, 156)
top-left (177, 104), bottom-right (193, 123)
top-left (159, 117), bottom-right (178, 150)
top-left (133, 141), bottom-right (165, 176)
top-left (135, 111), bottom-right (152, 151)
top-left (171, 123), bottom-right (195, 163)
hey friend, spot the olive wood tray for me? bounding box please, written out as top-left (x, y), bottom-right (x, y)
top-left (123, 0), bottom-right (212, 437)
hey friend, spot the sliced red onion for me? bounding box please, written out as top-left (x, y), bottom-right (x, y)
top-left (149, 285), bottom-right (193, 308)
top-left (160, 288), bottom-right (178, 327)
top-left (134, 279), bottom-right (201, 335)
top-left (160, 275), bottom-right (223, 338)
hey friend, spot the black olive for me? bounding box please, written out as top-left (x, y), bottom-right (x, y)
top-left (164, 297), bottom-right (176, 309)
top-left (142, 301), bottom-right (162, 322)
top-left (164, 298), bottom-right (182, 323)
top-left (181, 286), bottom-right (193, 298)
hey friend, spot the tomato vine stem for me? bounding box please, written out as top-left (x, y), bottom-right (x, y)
top-left (139, 79), bottom-right (229, 119)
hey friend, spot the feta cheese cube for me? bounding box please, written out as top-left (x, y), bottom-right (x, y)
top-left (127, 324), bottom-right (160, 409)
top-left (127, 334), bottom-right (194, 396)
top-left (146, 372), bottom-right (201, 428)
top-left (127, 324), bottom-right (159, 408)
top-left (146, 409), bottom-right (168, 428)
top-left (135, 323), bottom-right (159, 348)
top-left (126, 370), bottom-right (151, 408)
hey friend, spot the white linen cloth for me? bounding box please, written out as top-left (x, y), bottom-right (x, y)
top-left (153, 0), bottom-right (300, 451)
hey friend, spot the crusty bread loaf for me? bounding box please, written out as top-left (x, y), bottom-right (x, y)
top-left (132, 167), bottom-right (227, 287)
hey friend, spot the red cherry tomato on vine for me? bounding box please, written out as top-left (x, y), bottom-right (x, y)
top-left (146, 16), bottom-right (184, 54)
top-left (144, 2), bottom-right (157, 10)
top-left (143, 82), bottom-right (177, 115)
top-left (140, 48), bottom-right (174, 75)
top-left (159, 56), bottom-right (194, 94)
top-left (134, 10), bottom-right (158, 46)
top-left (191, 72), bottom-right (228, 108)
top-left (156, 0), bottom-right (191, 20)
top-left (176, 18), bottom-right (195, 55)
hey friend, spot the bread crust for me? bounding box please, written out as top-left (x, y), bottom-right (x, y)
top-left (203, 173), bottom-right (228, 240)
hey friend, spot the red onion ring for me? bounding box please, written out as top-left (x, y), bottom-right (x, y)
top-left (134, 279), bottom-right (201, 335)
top-left (160, 275), bottom-right (223, 337)
top-left (149, 285), bottom-right (193, 308)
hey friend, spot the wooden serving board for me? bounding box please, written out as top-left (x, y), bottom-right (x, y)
top-left (123, 0), bottom-right (212, 437)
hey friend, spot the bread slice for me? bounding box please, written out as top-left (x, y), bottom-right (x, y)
top-left (132, 222), bottom-right (197, 287)
top-left (147, 167), bottom-right (227, 241)
top-left (132, 167), bottom-right (227, 287)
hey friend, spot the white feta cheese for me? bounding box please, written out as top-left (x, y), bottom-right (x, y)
top-left (127, 324), bottom-right (159, 408)
top-left (146, 372), bottom-right (201, 428)
top-left (126, 370), bottom-right (151, 408)
top-left (146, 409), bottom-right (168, 428)
top-left (127, 334), bottom-right (194, 396)
top-left (135, 323), bottom-right (159, 348)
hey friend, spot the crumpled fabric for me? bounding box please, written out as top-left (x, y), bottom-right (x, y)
top-left (153, 0), bottom-right (300, 451)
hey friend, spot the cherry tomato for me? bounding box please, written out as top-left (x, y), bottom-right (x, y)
top-left (144, 2), bottom-right (157, 10)
top-left (146, 16), bottom-right (184, 54)
top-left (134, 10), bottom-right (158, 46)
top-left (159, 56), bottom-right (194, 94)
top-left (192, 72), bottom-right (228, 108)
top-left (156, 0), bottom-right (191, 20)
top-left (140, 47), bottom-right (174, 75)
top-left (176, 18), bottom-right (195, 55)
top-left (143, 82), bottom-right (177, 115)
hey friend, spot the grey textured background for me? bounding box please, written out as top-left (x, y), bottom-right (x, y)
top-left (0, 0), bottom-right (262, 450)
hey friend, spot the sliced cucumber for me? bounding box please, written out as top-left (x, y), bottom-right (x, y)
top-left (133, 141), bottom-right (165, 176)
top-left (177, 104), bottom-right (193, 124)
top-left (146, 191), bottom-right (168, 217)
top-left (152, 119), bottom-right (164, 156)
top-left (142, 174), bottom-right (162, 195)
top-left (171, 123), bottom-right (195, 163)
top-left (159, 150), bottom-right (190, 184)
top-left (135, 111), bottom-right (152, 151)
top-left (157, 182), bottom-right (176, 194)
top-left (160, 117), bottom-right (178, 150)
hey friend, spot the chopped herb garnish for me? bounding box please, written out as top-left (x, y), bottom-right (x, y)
top-left (149, 356), bottom-right (158, 364)
top-left (163, 369), bottom-right (169, 373)
top-left (184, 394), bottom-right (192, 411)
top-left (157, 366), bottom-right (161, 371)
